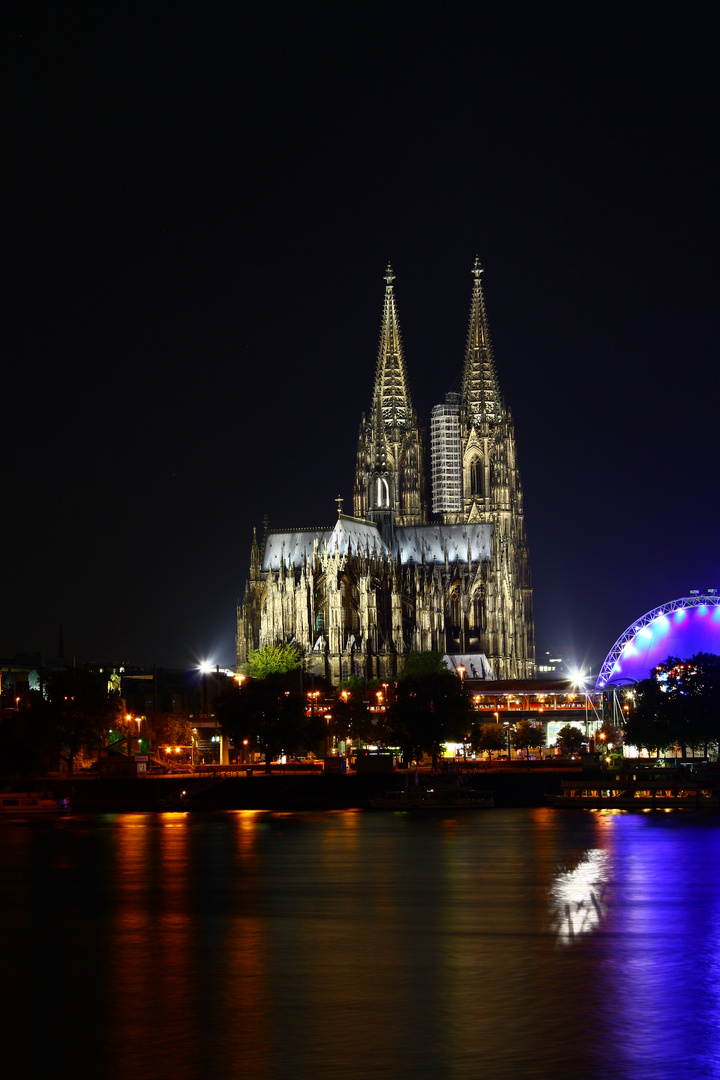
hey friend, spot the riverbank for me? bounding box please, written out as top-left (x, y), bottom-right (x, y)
top-left (38, 766), bottom-right (591, 812)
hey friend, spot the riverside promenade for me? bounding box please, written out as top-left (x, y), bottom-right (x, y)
top-left (48, 762), bottom-right (590, 813)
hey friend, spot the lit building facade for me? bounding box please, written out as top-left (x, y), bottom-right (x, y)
top-left (237, 262), bottom-right (535, 685)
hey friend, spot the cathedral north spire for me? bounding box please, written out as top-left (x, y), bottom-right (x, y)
top-left (373, 263), bottom-right (413, 431)
top-left (354, 265), bottom-right (427, 527)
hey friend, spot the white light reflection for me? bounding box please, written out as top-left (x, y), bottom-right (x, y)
top-left (550, 848), bottom-right (609, 946)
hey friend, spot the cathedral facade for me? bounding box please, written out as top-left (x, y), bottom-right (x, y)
top-left (237, 261), bottom-right (535, 684)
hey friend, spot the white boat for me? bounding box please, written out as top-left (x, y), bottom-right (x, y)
top-left (370, 786), bottom-right (493, 810)
top-left (547, 779), bottom-right (719, 810)
top-left (0, 791), bottom-right (70, 815)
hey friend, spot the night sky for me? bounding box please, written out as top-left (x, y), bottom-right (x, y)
top-left (5, 3), bottom-right (719, 676)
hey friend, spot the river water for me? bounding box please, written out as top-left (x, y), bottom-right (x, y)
top-left (1, 807), bottom-right (718, 1080)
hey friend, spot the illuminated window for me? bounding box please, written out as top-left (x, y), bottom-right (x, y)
top-left (376, 477), bottom-right (390, 507)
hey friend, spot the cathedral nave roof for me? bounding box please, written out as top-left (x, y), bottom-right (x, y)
top-left (393, 523), bottom-right (493, 565)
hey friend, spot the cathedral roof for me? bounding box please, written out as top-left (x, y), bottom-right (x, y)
top-left (262, 515), bottom-right (389, 571)
top-left (263, 518), bottom-right (493, 570)
top-left (444, 653), bottom-right (496, 680)
top-left (262, 528), bottom-right (332, 571)
top-left (394, 523), bottom-right (493, 564)
top-left (329, 514), bottom-right (390, 557)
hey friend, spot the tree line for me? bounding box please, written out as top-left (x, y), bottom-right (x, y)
top-left (6, 648), bottom-right (715, 778)
top-left (623, 653), bottom-right (720, 758)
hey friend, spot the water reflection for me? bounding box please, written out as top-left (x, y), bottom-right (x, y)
top-left (550, 848), bottom-right (609, 945)
top-left (2, 809), bottom-right (720, 1079)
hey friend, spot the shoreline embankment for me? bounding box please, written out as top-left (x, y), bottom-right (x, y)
top-left (42, 767), bottom-right (592, 812)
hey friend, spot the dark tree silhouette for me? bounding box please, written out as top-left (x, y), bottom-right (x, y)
top-left (385, 652), bottom-right (471, 770)
top-left (43, 666), bottom-right (121, 773)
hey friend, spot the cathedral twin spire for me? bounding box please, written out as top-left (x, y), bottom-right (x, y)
top-left (462, 257), bottom-right (502, 430)
top-left (356, 258), bottom-right (509, 530)
top-left (373, 257), bottom-right (503, 438)
top-left (373, 264), bottom-right (413, 432)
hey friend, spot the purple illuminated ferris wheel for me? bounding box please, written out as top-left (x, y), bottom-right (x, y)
top-left (596, 591), bottom-right (720, 689)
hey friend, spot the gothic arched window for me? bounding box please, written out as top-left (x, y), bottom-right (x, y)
top-left (470, 457), bottom-right (482, 497)
top-left (473, 592), bottom-right (484, 630)
top-left (376, 476), bottom-right (390, 507)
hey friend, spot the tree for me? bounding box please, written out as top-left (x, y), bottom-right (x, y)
top-left (43, 666), bottom-right (121, 773)
top-left (668, 653), bottom-right (720, 756)
top-left (328, 693), bottom-right (375, 748)
top-left (624, 676), bottom-right (674, 756)
top-left (245, 644), bottom-right (301, 679)
top-left (402, 650), bottom-right (450, 678)
top-left (218, 672), bottom-right (311, 771)
top-left (470, 722), bottom-right (508, 760)
top-left (512, 719), bottom-right (545, 758)
top-left (385, 654), bottom-right (471, 770)
top-left (625, 653), bottom-right (720, 758)
top-left (555, 723), bottom-right (584, 756)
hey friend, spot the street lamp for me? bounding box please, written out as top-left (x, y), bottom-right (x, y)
top-left (457, 665), bottom-right (466, 687)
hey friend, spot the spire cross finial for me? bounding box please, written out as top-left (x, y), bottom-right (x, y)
top-left (472, 256), bottom-right (483, 281)
top-left (336, 494), bottom-right (344, 517)
top-left (384, 263), bottom-right (395, 285)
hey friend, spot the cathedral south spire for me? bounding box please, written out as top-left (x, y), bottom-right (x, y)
top-left (462, 256), bottom-right (502, 430)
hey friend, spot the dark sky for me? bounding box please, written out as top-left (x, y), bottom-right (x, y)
top-left (5, 2), bottom-right (719, 676)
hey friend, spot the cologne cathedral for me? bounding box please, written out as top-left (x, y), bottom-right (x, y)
top-left (237, 261), bottom-right (535, 684)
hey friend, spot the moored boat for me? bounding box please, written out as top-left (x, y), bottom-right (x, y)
top-left (547, 778), bottom-right (719, 810)
top-left (0, 791), bottom-right (70, 815)
top-left (370, 786), bottom-right (493, 810)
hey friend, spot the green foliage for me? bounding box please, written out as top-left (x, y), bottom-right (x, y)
top-left (164, 716), bottom-right (194, 748)
top-left (555, 724), bottom-right (585, 755)
top-left (400, 651), bottom-right (449, 680)
top-left (512, 719), bottom-right (545, 755)
top-left (386, 660), bottom-right (470, 769)
top-left (245, 644), bottom-right (301, 679)
top-left (338, 674), bottom-right (384, 698)
top-left (592, 723), bottom-right (623, 759)
top-left (470, 722), bottom-right (508, 757)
